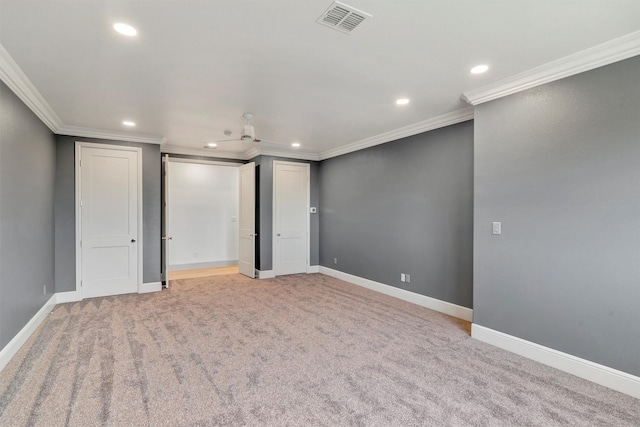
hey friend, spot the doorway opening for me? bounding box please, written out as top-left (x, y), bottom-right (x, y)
top-left (162, 157), bottom-right (243, 285)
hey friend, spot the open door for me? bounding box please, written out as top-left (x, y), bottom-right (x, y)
top-left (161, 154), bottom-right (172, 288)
top-left (239, 162), bottom-right (256, 278)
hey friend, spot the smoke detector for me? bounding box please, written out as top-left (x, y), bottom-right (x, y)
top-left (316, 1), bottom-right (371, 34)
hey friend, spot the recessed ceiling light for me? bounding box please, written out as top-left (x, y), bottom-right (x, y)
top-left (291, 142), bottom-right (301, 148)
top-left (206, 143), bottom-right (218, 148)
top-left (471, 64), bottom-right (489, 74)
top-left (113, 23), bottom-right (137, 36)
top-left (396, 98), bottom-right (410, 105)
top-left (122, 121), bottom-right (135, 127)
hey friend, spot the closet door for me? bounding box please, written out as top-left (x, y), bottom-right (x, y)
top-left (239, 162), bottom-right (256, 278)
top-left (273, 161), bottom-right (309, 276)
top-left (78, 144), bottom-right (141, 298)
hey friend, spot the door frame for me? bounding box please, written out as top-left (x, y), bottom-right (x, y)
top-left (272, 160), bottom-right (310, 276)
top-left (162, 156), bottom-right (245, 279)
top-left (162, 154), bottom-right (170, 288)
top-left (238, 162), bottom-right (256, 278)
top-left (75, 141), bottom-right (143, 299)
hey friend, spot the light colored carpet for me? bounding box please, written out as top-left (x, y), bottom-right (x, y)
top-left (0, 274), bottom-right (638, 426)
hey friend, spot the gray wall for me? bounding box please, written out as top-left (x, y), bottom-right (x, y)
top-left (473, 57), bottom-right (640, 376)
top-left (319, 122), bottom-right (474, 308)
top-left (251, 156), bottom-right (320, 271)
top-left (55, 136), bottom-right (161, 291)
top-left (0, 81), bottom-right (56, 349)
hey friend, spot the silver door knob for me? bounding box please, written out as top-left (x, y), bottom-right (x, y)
top-left (131, 239), bottom-right (136, 243)
top-left (277, 233), bottom-right (281, 236)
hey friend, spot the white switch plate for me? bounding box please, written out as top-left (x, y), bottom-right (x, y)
top-left (401, 273), bottom-right (406, 282)
top-left (492, 222), bottom-right (502, 235)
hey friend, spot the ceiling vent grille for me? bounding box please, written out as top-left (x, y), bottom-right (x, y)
top-left (316, 1), bottom-right (371, 34)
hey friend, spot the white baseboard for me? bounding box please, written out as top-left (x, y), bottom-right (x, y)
top-left (139, 281), bottom-right (162, 293)
top-left (319, 267), bottom-right (473, 322)
top-left (257, 270), bottom-right (275, 279)
top-left (472, 324), bottom-right (640, 399)
top-left (0, 295), bottom-right (56, 373)
top-left (55, 290), bottom-right (81, 304)
top-left (259, 266), bottom-right (321, 277)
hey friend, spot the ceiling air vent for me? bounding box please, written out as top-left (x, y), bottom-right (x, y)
top-left (316, 1), bottom-right (371, 34)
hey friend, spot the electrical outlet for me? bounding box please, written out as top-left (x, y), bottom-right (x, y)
top-left (400, 273), bottom-right (406, 282)
top-left (406, 274), bottom-right (411, 283)
top-left (193, 251), bottom-right (198, 258)
top-left (333, 257), bottom-right (338, 265)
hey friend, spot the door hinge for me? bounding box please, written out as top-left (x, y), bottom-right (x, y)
top-left (80, 160), bottom-right (83, 168)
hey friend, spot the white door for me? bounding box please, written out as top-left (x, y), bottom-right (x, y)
top-left (79, 145), bottom-right (141, 298)
top-left (238, 162), bottom-right (256, 278)
top-left (273, 161), bottom-right (309, 276)
top-left (161, 154), bottom-right (172, 288)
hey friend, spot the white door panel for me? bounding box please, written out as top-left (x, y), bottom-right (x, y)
top-left (86, 247), bottom-right (130, 280)
top-left (162, 154), bottom-right (171, 288)
top-left (80, 146), bottom-right (140, 298)
top-left (239, 162), bottom-right (255, 278)
top-left (274, 162), bottom-right (309, 276)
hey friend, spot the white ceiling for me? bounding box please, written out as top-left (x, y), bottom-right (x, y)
top-left (1, 1), bottom-right (639, 159)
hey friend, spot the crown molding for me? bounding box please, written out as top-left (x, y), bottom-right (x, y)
top-left (0, 43), bottom-right (62, 132)
top-left (1, 42), bottom-right (166, 144)
top-left (247, 147), bottom-right (320, 161)
top-left (462, 30), bottom-right (640, 106)
top-left (58, 125), bottom-right (165, 144)
top-left (161, 144), bottom-right (247, 160)
top-left (162, 144), bottom-right (320, 162)
top-left (244, 147), bottom-right (260, 160)
top-left (319, 107), bottom-right (474, 160)
top-left (1, 39), bottom-right (470, 161)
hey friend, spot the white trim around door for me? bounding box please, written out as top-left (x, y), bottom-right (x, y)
top-left (75, 141), bottom-right (143, 299)
top-left (238, 162), bottom-right (257, 278)
top-left (272, 161), bottom-right (310, 277)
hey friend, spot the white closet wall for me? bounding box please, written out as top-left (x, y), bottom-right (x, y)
top-left (168, 162), bottom-right (239, 269)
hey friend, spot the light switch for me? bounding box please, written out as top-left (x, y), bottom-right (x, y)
top-left (492, 222), bottom-right (502, 235)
